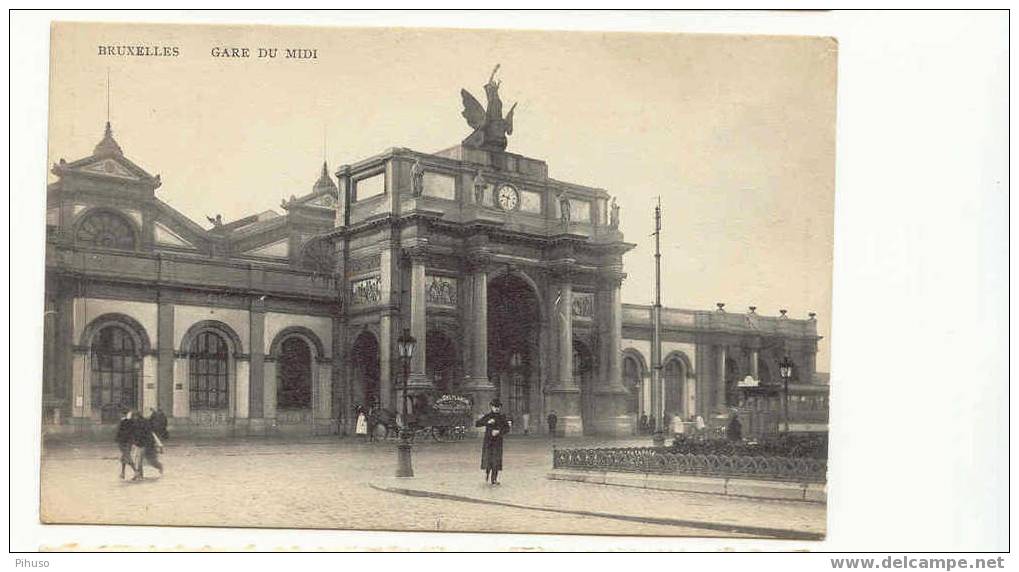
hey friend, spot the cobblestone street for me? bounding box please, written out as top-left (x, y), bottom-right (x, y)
top-left (40, 436), bottom-right (825, 539)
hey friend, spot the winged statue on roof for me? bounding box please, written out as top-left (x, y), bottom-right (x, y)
top-left (460, 64), bottom-right (517, 151)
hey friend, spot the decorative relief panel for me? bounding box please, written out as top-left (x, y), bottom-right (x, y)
top-left (426, 275), bottom-right (458, 307)
top-left (572, 292), bottom-right (595, 319)
top-left (422, 172), bottom-right (456, 200)
top-left (351, 276), bottom-right (382, 306)
top-left (347, 253), bottom-right (381, 276)
top-left (571, 199), bottom-right (591, 222)
top-left (519, 190), bottom-right (542, 214)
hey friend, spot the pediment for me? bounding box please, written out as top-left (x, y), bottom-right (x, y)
top-left (78, 158), bottom-right (140, 180)
top-left (154, 221), bottom-right (197, 249)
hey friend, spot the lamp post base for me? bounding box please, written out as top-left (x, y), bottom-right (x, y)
top-left (396, 430), bottom-right (414, 478)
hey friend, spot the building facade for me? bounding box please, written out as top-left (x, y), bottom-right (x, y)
top-left (43, 118), bottom-right (826, 438)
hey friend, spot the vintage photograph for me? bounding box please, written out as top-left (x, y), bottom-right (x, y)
top-left (39, 21), bottom-right (835, 541)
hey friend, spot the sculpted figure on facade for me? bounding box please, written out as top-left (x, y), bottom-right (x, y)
top-left (558, 191), bottom-right (572, 225)
top-left (411, 159), bottom-right (424, 197)
top-left (460, 64), bottom-right (517, 151)
top-left (609, 197), bottom-right (620, 229)
top-left (473, 170), bottom-right (487, 205)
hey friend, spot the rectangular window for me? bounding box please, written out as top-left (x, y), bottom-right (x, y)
top-left (354, 172), bottom-right (385, 201)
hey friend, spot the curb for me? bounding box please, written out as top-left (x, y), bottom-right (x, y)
top-left (369, 483), bottom-right (825, 541)
top-left (548, 469), bottom-right (827, 504)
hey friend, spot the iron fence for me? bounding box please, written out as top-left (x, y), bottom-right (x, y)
top-left (552, 446), bottom-right (827, 483)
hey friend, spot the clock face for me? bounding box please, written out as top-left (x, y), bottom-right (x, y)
top-left (497, 185), bottom-right (519, 211)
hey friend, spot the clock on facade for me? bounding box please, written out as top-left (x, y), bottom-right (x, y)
top-left (496, 185), bottom-right (519, 211)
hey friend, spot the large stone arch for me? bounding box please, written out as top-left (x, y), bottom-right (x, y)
top-left (268, 326), bottom-right (327, 361)
top-left (487, 266), bottom-right (545, 321)
top-left (662, 350), bottom-right (694, 419)
top-left (78, 312), bottom-right (152, 354)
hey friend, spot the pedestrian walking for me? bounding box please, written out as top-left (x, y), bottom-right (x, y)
top-left (115, 408), bottom-right (137, 480)
top-left (475, 399), bottom-right (510, 485)
top-left (130, 410), bottom-right (164, 480)
top-left (355, 406), bottom-right (369, 442)
top-left (149, 407), bottom-right (169, 441)
top-left (547, 410), bottom-right (558, 437)
top-left (521, 411), bottom-right (530, 436)
top-left (639, 413), bottom-right (649, 434)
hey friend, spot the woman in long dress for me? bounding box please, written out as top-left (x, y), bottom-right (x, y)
top-left (355, 406), bottom-right (368, 441)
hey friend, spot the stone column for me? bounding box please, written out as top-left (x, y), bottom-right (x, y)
top-left (463, 254), bottom-right (495, 421)
top-left (248, 300), bottom-right (266, 434)
top-left (546, 270), bottom-right (582, 436)
top-left (406, 249), bottom-right (430, 389)
top-left (594, 272), bottom-right (631, 435)
top-left (157, 296), bottom-right (174, 414)
top-left (379, 312), bottom-right (394, 410)
top-left (750, 348), bottom-right (760, 380)
top-left (716, 344), bottom-right (728, 413)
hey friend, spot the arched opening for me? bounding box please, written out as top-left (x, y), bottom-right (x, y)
top-left (622, 355), bottom-right (643, 415)
top-left (277, 337), bottom-right (312, 410)
top-left (188, 331), bottom-right (230, 410)
top-left (488, 273), bottom-right (540, 423)
top-left (352, 331), bottom-right (380, 409)
top-left (90, 325), bottom-right (139, 423)
top-left (76, 210), bottom-right (137, 250)
top-left (573, 339), bottom-right (595, 434)
top-left (664, 357), bottom-right (685, 419)
top-left (426, 330), bottom-right (460, 394)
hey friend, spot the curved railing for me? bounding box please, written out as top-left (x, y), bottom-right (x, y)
top-left (552, 446), bottom-right (827, 483)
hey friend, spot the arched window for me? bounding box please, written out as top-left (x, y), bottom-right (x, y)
top-left (189, 331), bottom-right (229, 410)
top-left (664, 358), bottom-right (684, 415)
top-left (278, 337), bottom-right (312, 409)
top-left (76, 211), bottom-right (136, 250)
top-left (91, 325), bottom-right (138, 422)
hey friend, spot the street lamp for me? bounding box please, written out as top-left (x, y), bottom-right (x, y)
top-left (396, 328), bottom-right (417, 478)
top-left (778, 356), bottom-right (794, 434)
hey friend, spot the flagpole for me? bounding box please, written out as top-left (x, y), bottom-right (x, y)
top-left (651, 197), bottom-right (665, 447)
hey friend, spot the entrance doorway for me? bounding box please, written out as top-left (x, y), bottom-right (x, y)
top-left (352, 331), bottom-right (381, 409)
top-left (488, 273), bottom-right (540, 424)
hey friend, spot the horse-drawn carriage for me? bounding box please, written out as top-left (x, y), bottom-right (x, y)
top-left (366, 393), bottom-right (473, 443)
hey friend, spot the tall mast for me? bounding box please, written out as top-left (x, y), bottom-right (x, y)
top-left (651, 197), bottom-right (664, 443)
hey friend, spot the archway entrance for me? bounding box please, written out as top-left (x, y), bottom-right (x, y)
top-left (277, 337), bottom-right (312, 410)
top-left (352, 331), bottom-right (380, 409)
top-left (664, 357), bottom-right (685, 420)
top-left (426, 330), bottom-right (460, 395)
top-left (488, 273), bottom-right (540, 425)
top-left (573, 339), bottom-right (595, 435)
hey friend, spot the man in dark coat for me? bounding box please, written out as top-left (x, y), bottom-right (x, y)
top-left (115, 408), bottom-right (137, 480)
top-left (546, 410), bottom-right (558, 437)
top-left (475, 399), bottom-right (510, 485)
top-left (130, 410), bottom-right (163, 480)
top-left (149, 407), bottom-right (169, 441)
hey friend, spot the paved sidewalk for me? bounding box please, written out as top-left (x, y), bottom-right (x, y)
top-left (371, 468), bottom-right (825, 541)
top-left (40, 436), bottom-right (825, 539)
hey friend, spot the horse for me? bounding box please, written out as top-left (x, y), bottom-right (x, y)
top-left (367, 408), bottom-right (400, 442)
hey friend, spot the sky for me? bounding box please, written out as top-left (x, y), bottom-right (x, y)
top-left (48, 22), bottom-right (835, 370)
